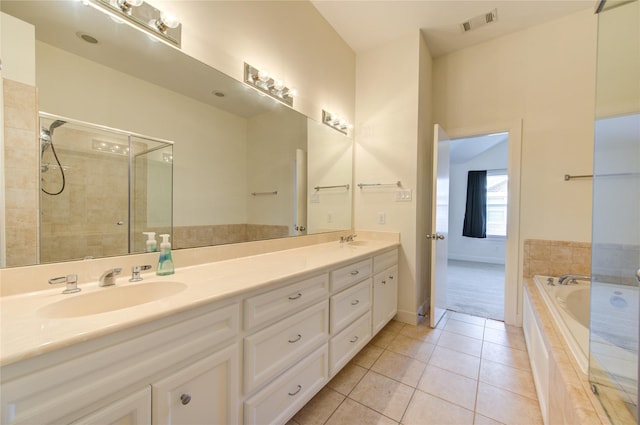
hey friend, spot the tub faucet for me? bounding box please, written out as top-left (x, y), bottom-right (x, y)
top-left (558, 274), bottom-right (591, 285)
top-left (99, 268), bottom-right (122, 287)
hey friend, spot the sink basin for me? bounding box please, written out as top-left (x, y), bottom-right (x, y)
top-left (38, 281), bottom-right (187, 318)
top-left (347, 240), bottom-right (372, 247)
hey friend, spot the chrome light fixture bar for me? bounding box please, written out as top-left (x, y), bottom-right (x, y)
top-left (244, 63), bottom-right (296, 107)
top-left (93, 0), bottom-right (182, 47)
top-left (322, 110), bottom-right (352, 135)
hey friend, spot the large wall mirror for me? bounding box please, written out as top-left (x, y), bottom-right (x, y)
top-left (1, 1), bottom-right (353, 267)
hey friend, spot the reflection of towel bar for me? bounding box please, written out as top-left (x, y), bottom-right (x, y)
top-left (564, 174), bottom-right (592, 181)
top-left (357, 181), bottom-right (401, 188)
top-left (565, 172), bottom-right (639, 181)
top-left (251, 191), bottom-right (278, 196)
top-left (314, 184), bottom-right (350, 191)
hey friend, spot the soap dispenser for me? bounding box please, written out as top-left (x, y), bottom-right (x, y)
top-left (143, 232), bottom-right (157, 252)
top-left (156, 234), bottom-right (175, 276)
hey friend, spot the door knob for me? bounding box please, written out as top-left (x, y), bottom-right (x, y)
top-left (427, 233), bottom-right (445, 240)
top-left (436, 234), bottom-right (445, 240)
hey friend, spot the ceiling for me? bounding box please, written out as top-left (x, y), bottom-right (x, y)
top-left (311, 0), bottom-right (594, 56)
top-left (450, 132), bottom-right (508, 164)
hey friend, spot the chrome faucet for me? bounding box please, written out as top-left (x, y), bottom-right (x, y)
top-left (340, 234), bottom-right (357, 243)
top-left (557, 274), bottom-right (591, 285)
top-left (130, 265), bottom-right (152, 282)
top-left (49, 274), bottom-right (81, 294)
top-left (99, 268), bottom-right (122, 287)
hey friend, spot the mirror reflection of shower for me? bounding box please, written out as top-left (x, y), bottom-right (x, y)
top-left (38, 112), bottom-right (173, 263)
top-left (40, 119), bottom-right (67, 195)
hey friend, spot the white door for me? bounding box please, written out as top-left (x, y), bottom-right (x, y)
top-left (429, 124), bottom-right (450, 328)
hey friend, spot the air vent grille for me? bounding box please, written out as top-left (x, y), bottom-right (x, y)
top-left (460, 8), bottom-right (498, 32)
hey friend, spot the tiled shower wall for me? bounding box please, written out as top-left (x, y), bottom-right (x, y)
top-left (173, 224), bottom-right (290, 249)
top-left (2, 79), bottom-right (39, 267)
top-left (523, 239), bottom-right (591, 278)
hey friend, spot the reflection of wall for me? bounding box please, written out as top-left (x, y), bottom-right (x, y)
top-left (448, 141), bottom-right (507, 264)
top-left (307, 120), bottom-right (352, 233)
top-left (246, 108), bottom-right (307, 233)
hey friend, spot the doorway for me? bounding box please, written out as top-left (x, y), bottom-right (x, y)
top-left (446, 133), bottom-right (509, 321)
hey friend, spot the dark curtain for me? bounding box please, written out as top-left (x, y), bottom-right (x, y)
top-left (463, 170), bottom-right (487, 238)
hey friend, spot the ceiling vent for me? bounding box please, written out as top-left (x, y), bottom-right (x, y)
top-left (460, 8), bottom-right (498, 32)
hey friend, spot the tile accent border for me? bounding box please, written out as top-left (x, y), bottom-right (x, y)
top-left (523, 239), bottom-right (591, 278)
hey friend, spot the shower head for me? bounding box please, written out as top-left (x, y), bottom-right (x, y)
top-left (49, 120), bottom-right (66, 132)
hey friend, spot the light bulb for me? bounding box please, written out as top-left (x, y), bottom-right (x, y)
top-left (258, 69), bottom-right (270, 82)
top-left (159, 11), bottom-right (180, 29)
top-left (287, 88), bottom-right (298, 98)
top-left (273, 79), bottom-right (285, 91)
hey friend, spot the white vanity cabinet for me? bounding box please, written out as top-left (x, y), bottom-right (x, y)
top-left (70, 388), bottom-right (152, 425)
top-left (372, 249), bottom-right (398, 334)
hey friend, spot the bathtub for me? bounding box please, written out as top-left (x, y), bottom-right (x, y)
top-left (534, 275), bottom-right (590, 374)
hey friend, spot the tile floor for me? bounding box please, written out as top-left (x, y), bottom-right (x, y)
top-left (287, 311), bottom-right (543, 425)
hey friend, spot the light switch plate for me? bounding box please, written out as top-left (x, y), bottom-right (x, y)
top-left (395, 189), bottom-right (412, 202)
top-left (378, 212), bottom-right (386, 224)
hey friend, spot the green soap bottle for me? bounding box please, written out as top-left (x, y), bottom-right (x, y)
top-left (156, 234), bottom-right (175, 276)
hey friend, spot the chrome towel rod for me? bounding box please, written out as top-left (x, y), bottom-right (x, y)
top-left (565, 172), bottom-right (639, 181)
top-left (314, 184), bottom-right (350, 191)
top-left (564, 174), bottom-right (592, 181)
top-left (357, 181), bottom-right (402, 188)
top-left (251, 190), bottom-right (278, 196)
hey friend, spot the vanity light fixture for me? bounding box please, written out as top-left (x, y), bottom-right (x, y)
top-left (244, 63), bottom-right (296, 107)
top-left (163, 153), bottom-right (173, 163)
top-left (92, 0), bottom-right (182, 46)
top-left (322, 110), bottom-right (352, 135)
top-left (92, 139), bottom-right (129, 155)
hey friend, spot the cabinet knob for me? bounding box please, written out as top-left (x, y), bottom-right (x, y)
top-left (381, 280), bottom-right (386, 285)
top-left (180, 394), bottom-right (191, 405)
top-left (388, 275), bottom-right (394, 280)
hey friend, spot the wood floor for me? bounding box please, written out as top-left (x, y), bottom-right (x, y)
top-left (447, 260), bottom-right (505, 321)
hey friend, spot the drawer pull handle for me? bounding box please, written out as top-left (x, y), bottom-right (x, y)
top-left (351, 299), bottom-right (360, 306)
top-left (288, 385), bottom-right (302, 396)
top-left (350, 270), bottom-right (359, 276)
top-left (382, 280), bottom-right (386, 285)
top-left (180, 394), bottom-right (191, 405)
top-left (288, 334), bottom-right (302, 343)
top-left (389, 276), bottom-right (394, 280)
top-left (350, 336), bottom-right (359, 343)
top-left (288, 293), bottom-right (302, 300)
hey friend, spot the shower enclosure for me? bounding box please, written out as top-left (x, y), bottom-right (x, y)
top-left (590, 1), bottom-right (639, 424)
top-left (39, 113), bottom-right (173, 263)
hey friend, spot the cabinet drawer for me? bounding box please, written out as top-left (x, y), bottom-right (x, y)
top-left (331, 258), bottom-right (372, 292)
top-left (330, 313), bottom-right (371, 376)
top-left (244, 300), bottom-right (329, 393)
top-left (244, 345), bottom-right (329, 425)
top-left (373, 249), bottom-right (398, 274)
top-left (330, 278), bottom-right (371, 333)
top-left (244, 273), bottom-right (329, 331)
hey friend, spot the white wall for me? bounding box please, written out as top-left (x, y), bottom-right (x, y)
top-left (448, 141), bottom-right (507, 264)
top-left (355, 31), bottom-right (432, 323)
top-left (152, 1), bottom-right (355, 126)
top-left (434, 9), bottom-right (598, 267)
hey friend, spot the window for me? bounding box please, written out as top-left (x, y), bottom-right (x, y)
top-left (486, 170), bottom-right (508, 237)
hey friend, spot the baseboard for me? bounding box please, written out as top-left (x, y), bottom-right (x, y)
top-left (394, 309), bottom-right (420, 325)
top-left (448, 254), bottom-right (505, 265)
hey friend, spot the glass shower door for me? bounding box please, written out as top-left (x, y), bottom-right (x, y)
top-left (590, 1), bottom-right (640, 424)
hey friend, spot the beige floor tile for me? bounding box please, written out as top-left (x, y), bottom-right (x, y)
top-left (481, 341), bottom-right (531, 371)
top-left (437, 330), bottom-right (483, 357)
top-left (399, 323), bottom-right (442, 344)
top-left (371, 350), bottom-right (427, 388)
top-left (452, 312), bottom-right (487, 327)
top-left (384, 320), bottom-right (406, 333)
top-left (429, 346), bottom-right (481, 379)
top-left (285, 419), bottom-right (301, 425)
top-left (473, 413), bottom-right (504, 425)
top-left (370, 328), bottom-right (397, 349)
top-left (443, 318), bottom-right (485, 340)
top-left (483, 327), bottom-right (527, 351)
top-left (349, 371), bottom-right (414, 422)
top-left (293, 387), bottom-right (345, 425)
top-left (352, 343), bottom-right (384, 369)
top-left (476, 382), bottom-right (544, 425)
top-left (417, 365), bottom-right (478, 411)
top-left (485, 319), bottom-right (507, 331)
top-left (325, 398), bottom-right (398, 425)
top-left (327, 362), bottom-right (368, 396)
top-left (387, 334), bottom-right (436, 362)
top-left (402, 389), bottom-right (474, 425)
top-left (479, 359), bottom-right (537, 400)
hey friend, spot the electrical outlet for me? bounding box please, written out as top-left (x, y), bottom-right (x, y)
top-left (377, 212), bottom-right (386, 224)
top-left (395, 189), bottom-right (412, 202)
top-left (311, 193), bottom-right (320, 203)
top-left (327, 211), bottom-right (333, 223)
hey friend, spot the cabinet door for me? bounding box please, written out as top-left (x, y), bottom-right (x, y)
top-left (71, 387), bottom-right (151, 425)
top-left (152, 344), bottom-right (239, 425)
top-left (372, 266), bottom-right (398, 334)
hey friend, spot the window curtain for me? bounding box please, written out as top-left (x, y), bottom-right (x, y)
top-left (463, 170), bottom-right (487, 238)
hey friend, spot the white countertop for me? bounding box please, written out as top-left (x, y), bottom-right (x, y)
top-left (0, 239), bottom-right (397, 366)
